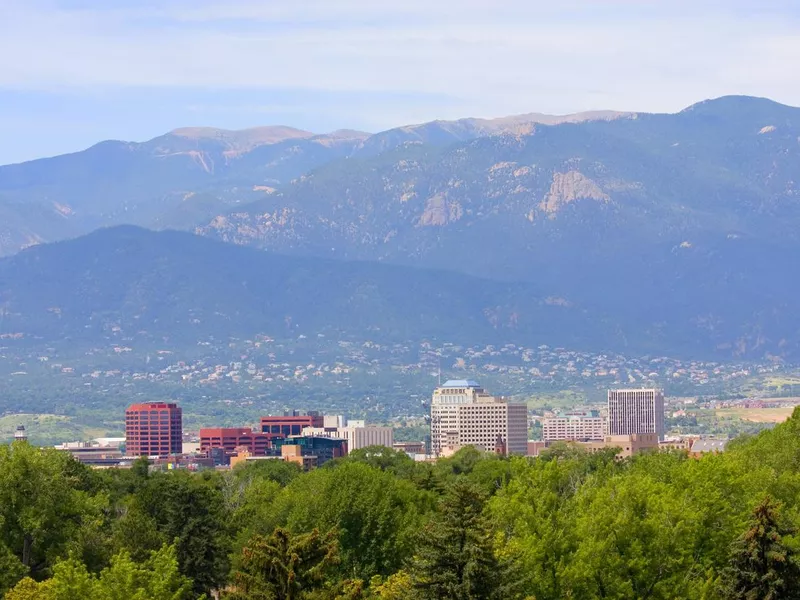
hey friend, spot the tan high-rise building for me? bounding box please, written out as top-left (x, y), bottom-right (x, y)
top-left (431, 380), bottom-right (528, 456)
top-left (607, 388), bottom-right (665, 440)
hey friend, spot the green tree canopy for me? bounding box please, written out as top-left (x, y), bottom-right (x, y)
top-left (724, 496), bottom-right (800, 600)
top-left (0, 442), bottom-right (105, 581)
top-left (410, 480), bottom-right (520, 600)
top-left (134, 470), bottom-right (229, 596)
top-left (271, 462), bottom-right (433, 580)
top-left (226, 528), bottom-right (339, 600)
top-left (5, 544), bottom-right (195, 600)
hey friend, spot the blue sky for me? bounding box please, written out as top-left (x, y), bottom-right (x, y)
top-left (1, 0), bottom-right (799, 164)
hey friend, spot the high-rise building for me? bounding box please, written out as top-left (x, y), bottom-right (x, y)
top-left (607, 388), bottom-right (665, 440)
top-left (200, 427), bottom-right (269, 456)
top-left (542, 410), bottom-right (605, 443)
top-left (125, 402), bottom-right (183, 457)
top-left (430, 380), bottom-right (528, 456)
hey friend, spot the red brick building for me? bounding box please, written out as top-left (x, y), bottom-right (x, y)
top-left (199, 427), bottom-right (269, 456)
top-left (125, 402), bottom-right (182, 457)
top-left (260, 412), bottom-right (324, 440)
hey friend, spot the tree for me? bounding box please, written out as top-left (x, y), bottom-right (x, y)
top-left (5, 544), bottom-right (195, 600)
top-left (370, 571), bottom-right (414, 600)
top-left (130, 456), bottom-right (151, 484)
top-left (232, 459), bottom-right (303, 488)
top-left (0, 540), bottom-right (27, 597)
top-left (275, 462), bottom-right (433, 580)
top-left (724, 496), bottom-right (800, 600)
top-left (345, 447), bottom-right (416, 478)
top-left (0, 443), bottom-right (104, 580)
top-left (226, 528), bottom-right (339, 600)
top-left (489, 447), bottom-right (623, 600)
top-left (410, 480), bottom-right (518, 600)
top-left (565, 470), bottom-right (705, 599)
top-left (109, 502), bottom-right (166, 563)
top-left (135, 471), bottom-right (230, 596)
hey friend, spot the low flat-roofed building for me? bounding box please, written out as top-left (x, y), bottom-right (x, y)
top-left (581, 433), bottom-right (659, 458)
top-left (260, 412), bottom-right (324, 440)
top-left (394, 441), bottom-right (425, 455)
top-left (527, 441), bottom-right (546, 457)
top-left (690, 439), bottom-right (728, 457)
top-left (302, 425), bottom-right (394, 452)
top-left (200, 427), bottom-right (269, 456)
top-left (281, 445), bottom-right (318, 470)
top-left (542, 410), bottom-right (605, 443)
top-left (659, 439), bottom-right (691, 452)
top-left (55, 442), bottom-right (125, 466)
top-left (271, 436), bottom-right (347, 467)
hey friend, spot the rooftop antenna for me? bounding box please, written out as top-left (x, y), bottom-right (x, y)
top-left (438, 354), bottom-right (442, 387)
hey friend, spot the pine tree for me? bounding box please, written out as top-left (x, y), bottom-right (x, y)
top-left (409, 480), bottom-right (519, 600)
top-left (226, 527), bottom-right (340, 600)
top-left (724, 496), bottom-right (800, 600)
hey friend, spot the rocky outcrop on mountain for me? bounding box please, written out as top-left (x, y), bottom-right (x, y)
top-left (416, 194), bottom-right (464, 227)
top-left (538, 171), bottom-right (610, 217)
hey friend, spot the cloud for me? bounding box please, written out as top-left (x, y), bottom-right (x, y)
top-left (1, 0), bottom-right (799, 120)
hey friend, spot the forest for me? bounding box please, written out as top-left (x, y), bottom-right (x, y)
top-left (3, 411), bottom-right (800, 599)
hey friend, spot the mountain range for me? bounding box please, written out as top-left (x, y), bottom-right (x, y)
top-left (2, 96), bottom-right (800, 358)
top-left (0, 108), bottom-right (632, 256)
top-left (0, 226), bottom-right (620, 351)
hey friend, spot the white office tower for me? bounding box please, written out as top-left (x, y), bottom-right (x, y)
top-left (341, 426), bottom-right (393, 451)
top-left (430, 380), bottom-right (528, 456)
top-left (14, 425), bottom-right (27, 442)
top-left (607, 388), bottom-right (665, 440)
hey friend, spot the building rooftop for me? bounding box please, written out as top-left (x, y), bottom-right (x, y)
top-left (127, 402), bottom-right (180, 410)
top-left (441, 379), bottom-right (481, 388)
top-left (691, 439), bottom-right (728, 453)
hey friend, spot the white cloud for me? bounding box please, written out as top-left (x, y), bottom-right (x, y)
top-left (1, 0), bottom-right (800, 119)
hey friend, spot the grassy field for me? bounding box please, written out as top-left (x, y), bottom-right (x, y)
top-left (715, 406), bottom-right (796, 423)
top-left (0, 413), bottom-right (110, 445)
top-left (762, 376), bottom-right (800, 387)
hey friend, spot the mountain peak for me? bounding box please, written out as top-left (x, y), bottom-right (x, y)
top-left (476, 109), bottom-right (635, 128)
top-left (167, 126), bottom-right (315, 152)
top-left (680, 95), bottom-right (798, 118)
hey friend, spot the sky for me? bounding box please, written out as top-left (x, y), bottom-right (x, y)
top-left (1, 0), bottom-right (799, 164)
